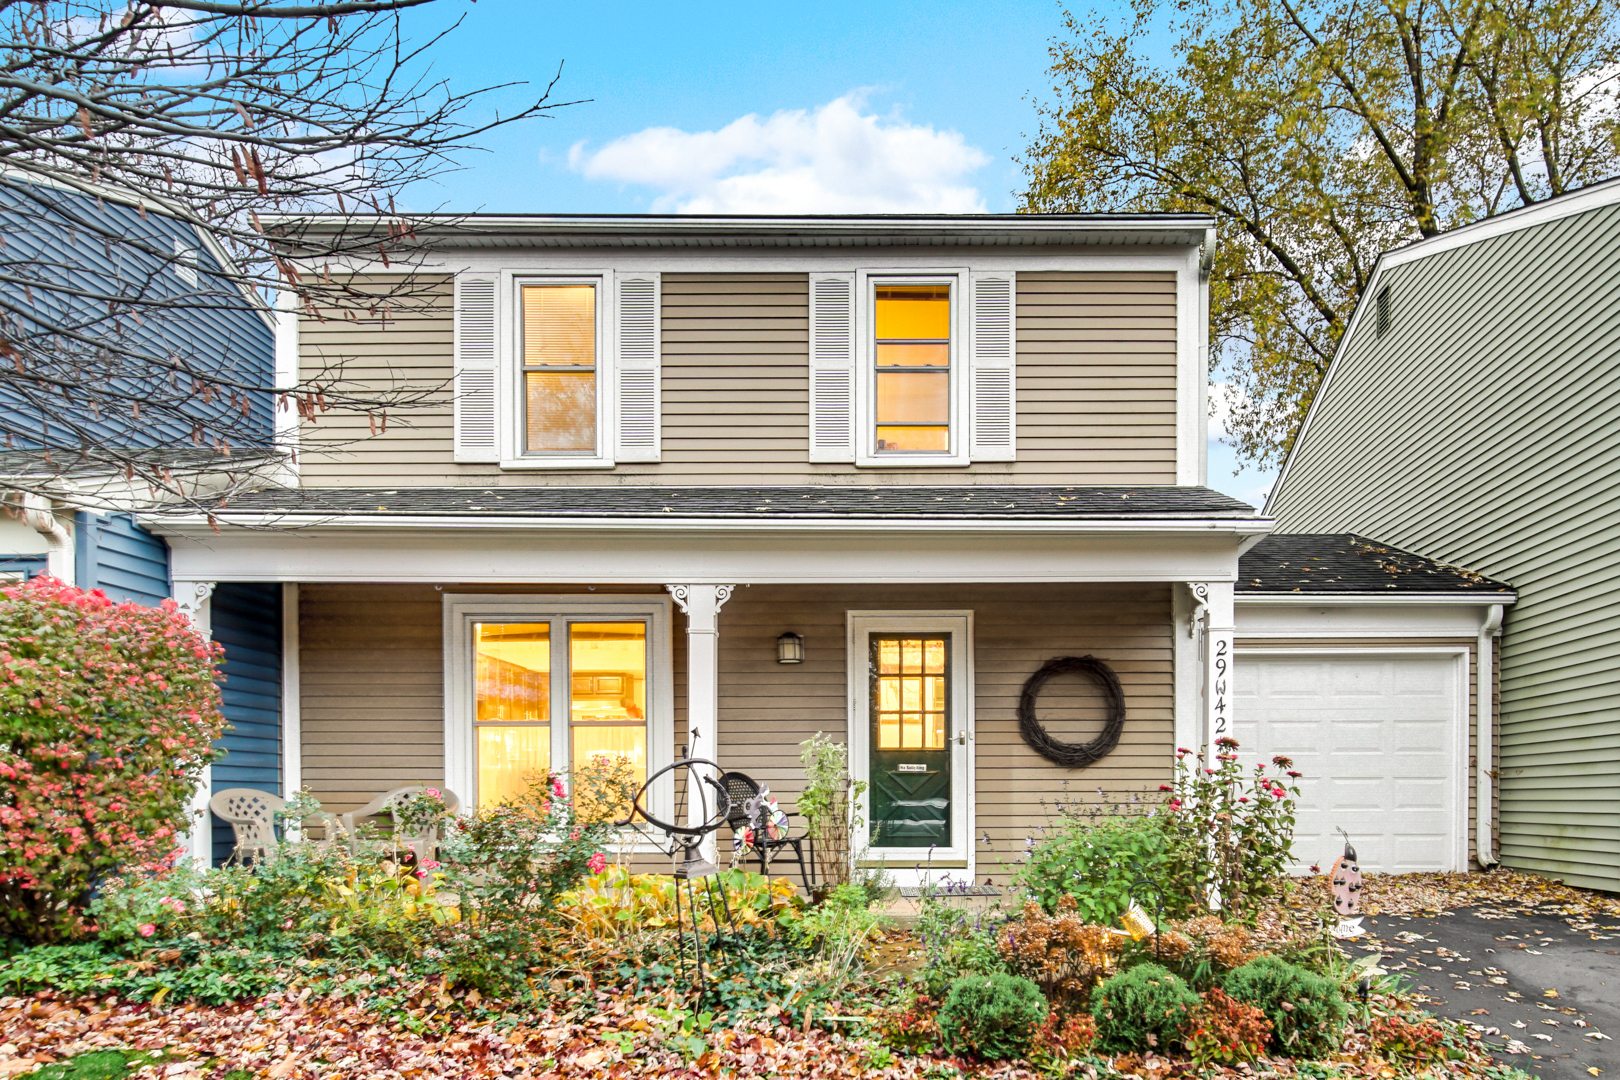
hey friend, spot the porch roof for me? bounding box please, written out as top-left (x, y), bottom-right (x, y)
top-left (1239, 534), bottom-right (1516, 596)
top-left (213, 484), bottom-right (1260, 522)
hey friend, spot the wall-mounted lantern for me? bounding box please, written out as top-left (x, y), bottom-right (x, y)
top-left (776, 632), bottom-right (804, 664)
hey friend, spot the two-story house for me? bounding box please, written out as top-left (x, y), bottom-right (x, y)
top-left (141, 213), bottom-right (1284, 881)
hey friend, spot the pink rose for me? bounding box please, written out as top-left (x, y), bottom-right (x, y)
top-left (1158, 785), bottom-right (1171, 791)
top-left (425, 787), bottom-right (440, 798)
top-left (421, 859), bottom-right (441, 870)
top-left (138, 923), bottom-right (155, 938)
top-left (587, 852), bottom-right (607, 875)
top-left (569, 827), bottom-right (582, 841)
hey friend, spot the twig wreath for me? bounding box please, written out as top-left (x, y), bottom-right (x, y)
top-left (1017, 655), bottom-right (1127, 768)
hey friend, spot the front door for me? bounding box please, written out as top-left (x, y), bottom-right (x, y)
top-left (869, 635), bottom-right (952, 848)
top-left (847, 611), bottom-right (973, 872)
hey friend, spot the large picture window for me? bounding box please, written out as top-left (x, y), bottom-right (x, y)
top-left (446, 596), bottom-right (673, 814)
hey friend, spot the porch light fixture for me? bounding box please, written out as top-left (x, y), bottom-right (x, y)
top-left (776, 632), bottom-right (804, 664)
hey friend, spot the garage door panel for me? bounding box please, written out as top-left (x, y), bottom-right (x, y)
top-left (1239, 653), bottom-right (1461, 874)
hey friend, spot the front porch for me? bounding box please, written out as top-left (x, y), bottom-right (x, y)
top-left (142, 484), bottom-right (1263, 875)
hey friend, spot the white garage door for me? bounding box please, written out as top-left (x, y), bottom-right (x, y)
top-left (1234, 652), bottom-right (1463, 873)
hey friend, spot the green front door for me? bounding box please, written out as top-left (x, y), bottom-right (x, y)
top-left (869, 635), bottom-right (952, 848)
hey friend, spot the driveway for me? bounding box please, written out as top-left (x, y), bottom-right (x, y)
top-left (1361, 906), bottom-right (1620, 1080)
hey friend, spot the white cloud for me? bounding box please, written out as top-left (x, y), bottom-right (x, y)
top-left (568, 92), bottom-right (990, 214)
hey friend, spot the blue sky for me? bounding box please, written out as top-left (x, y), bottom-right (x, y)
top-left (401, 0), bottom-right (1277, 505)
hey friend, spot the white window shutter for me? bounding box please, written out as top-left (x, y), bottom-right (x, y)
top-left (453, 273), bottom-right (499, 463)
top-left (614, 274), bottom-right (661, 462)
top-left (968, 272), bottom-right (1016, 461)
top-left (808, 273), bottom-right (856, 463)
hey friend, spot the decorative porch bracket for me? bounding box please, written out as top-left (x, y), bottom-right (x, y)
top-left (665, 584), bottom-right (737, 856)
top-left (173, 580), bottom-right (217, 867)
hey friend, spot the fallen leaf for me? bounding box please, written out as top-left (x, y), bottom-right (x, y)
top-left (1545, 989), bottom-right (1561, 998)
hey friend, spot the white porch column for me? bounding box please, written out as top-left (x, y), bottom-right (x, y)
top-left (665, 583), bottom-right (736, 852)
top-left (1192, 581), bottom-right (1236, 761)
top-left (174, 581), bottom-right (217, 866)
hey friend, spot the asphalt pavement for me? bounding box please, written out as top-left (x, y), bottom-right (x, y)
top-left (1358, 907), bottom-right (1620, 1080)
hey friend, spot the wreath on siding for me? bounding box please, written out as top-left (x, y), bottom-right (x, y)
top-left (1017, 655), bottom-right (1127, 768)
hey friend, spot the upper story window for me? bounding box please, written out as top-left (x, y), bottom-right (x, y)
top-left (522, 283), bottom-right (597, 455)
top-left (452, 271), bottom-right (661, 469)
top-left (807, 269), bottom-right (1015, 467)
top-left (874, 283), bottom-right (952, 454)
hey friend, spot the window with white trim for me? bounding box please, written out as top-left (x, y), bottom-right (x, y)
top-left (451, 271), bottom-right (661, 469)
top-left (444, 595), bottom-right (674, 814)
top-left (809, 268), bottom-right (1014, 466)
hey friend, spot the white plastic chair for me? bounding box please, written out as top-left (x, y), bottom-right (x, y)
top-left (340, 785), bottom-right (461, 860)
top-left (209, 788), bottom-right (286, 864)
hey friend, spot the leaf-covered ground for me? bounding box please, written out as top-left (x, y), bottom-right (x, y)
top-left (7, 870), bottom-right (1610, 1079)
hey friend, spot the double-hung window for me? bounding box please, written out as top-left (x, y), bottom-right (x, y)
top-left (521, 283), bottom-right (598, 455)
top-left (808, 267), bottom-right (1012, 467)
top-left (451, 270), bottom-right (662, 468)
top-left (874, 283), bottom-right (953, 454)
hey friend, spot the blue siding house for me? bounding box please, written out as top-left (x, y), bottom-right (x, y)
top-left (0, 179), bottom-right (283, 864)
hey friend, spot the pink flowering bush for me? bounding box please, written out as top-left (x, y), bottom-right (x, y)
top-left (0, 577), bottom-right (225, 942)
top-left (442, 754), bottom-right (637, 916)
top-left (1156, 739), bottom-right (1301, 917)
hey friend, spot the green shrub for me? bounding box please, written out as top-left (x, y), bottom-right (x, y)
top-left (914, 896), bottom-right (1008, 998)
top-left (1222, 955), bottom-right (1348, 1054)
top-left (0, 579), bottom-right (226, 942)
top-left (937, 973), bottom-right (1050, 1061)
top-left (1092, 962), bottom-right (1200, 1053)
top-left (1014, 811), bottom-right (1182, 922)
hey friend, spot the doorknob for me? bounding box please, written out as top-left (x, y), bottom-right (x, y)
top-left (955, 732), bottom-right (968, 746)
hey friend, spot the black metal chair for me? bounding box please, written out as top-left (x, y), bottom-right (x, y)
top-left (719, 770), bottom-right (815, 889)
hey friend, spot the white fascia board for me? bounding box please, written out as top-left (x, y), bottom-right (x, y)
top-left (145, 512), bottom-right (1272, 536)
top-left (1238, 592), bottom-right (1516, 604)
top-left (266, 212), bottom-right (1217, 241)
top-left (1237, 597), bottom-right (1508, 638)
top-left (161, 523), bottom-right (1261, 585)
top-left (1266, 177), bottom-right (1620, 512)
top-left (314, 247), bottom-right (1196, 279)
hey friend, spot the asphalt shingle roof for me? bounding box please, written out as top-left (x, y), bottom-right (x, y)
top-left (1239, 534), bottom-right (1514, 594)
top-left (222, 484), bottom-right (1258, 520)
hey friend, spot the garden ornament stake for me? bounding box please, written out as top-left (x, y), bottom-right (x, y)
top-left (1329, 827), bottom-right (1366, 939)
top-left (617, 753), bottom-right (737, 1002)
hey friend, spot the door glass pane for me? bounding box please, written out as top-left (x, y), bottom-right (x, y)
top-left (474, 623), bottom-right (550, 807)
top-left (570, 622), bottom-right (647, 821)
top-left (874, 636), bottom-right (948, 750)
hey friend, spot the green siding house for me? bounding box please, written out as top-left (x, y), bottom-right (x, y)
top-left (1267, 180), bottom-right (1620, 891)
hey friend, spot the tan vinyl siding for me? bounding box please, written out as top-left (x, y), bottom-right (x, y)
top-left (1238, 637), bottom-right (1491, 869)
top-left (714, 583), bottom-right (1174, 881)
top-left (300, 581), bottom-right (1175, 882)
top-left (1268, 201), bottom-right (1620, 890)
top-left (297, 271), bottom-right (1179, 487)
